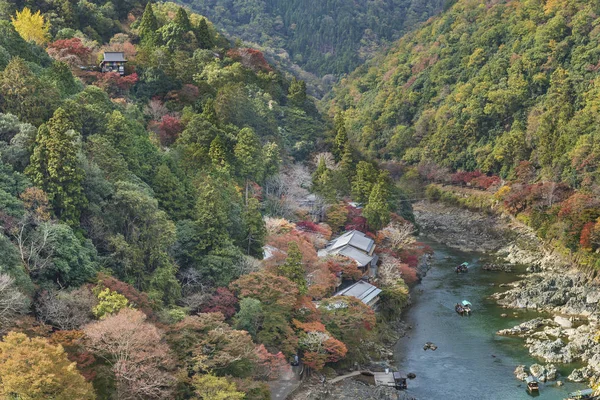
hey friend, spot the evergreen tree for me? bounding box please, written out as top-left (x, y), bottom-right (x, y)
top-left (234, 127), bottom-right (263, 200)
top-left (333, 112), bottom-right (348, 162)
top-left (338, 142), bottom-right (357, 182)
top-left (26, 108), bottom-right (86, 226)
top-left (138, 2), bottom-right (159, 46)
top-left (196, 18), bottom-right (213, 49)
top-left (312, 158), bottom-right (336, 202)
top-left (262, 142), bottom-right (281, 179)
top-left (363, 172), bottom-right (392, 230)
top-left (288, 78), bottom-right (307, 107)
top-left (153, 163), bottom-right (190, 221)
top-left (174, 7), bottom-right (192, 32)
top-left (351, 161), bottom-right (378, 204)
top-left (209, 134), bottom-right (232, 173)
top-left (242, 197), bottom-right (266, 257)
top-left (278, 242), bottom-right (307, 294)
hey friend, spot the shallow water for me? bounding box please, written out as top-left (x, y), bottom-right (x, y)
top-left (395, 239), bottom-right (588, 400)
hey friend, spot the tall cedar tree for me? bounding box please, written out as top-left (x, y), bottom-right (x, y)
top-left (234, 127), bottom-right (263, 201)
top-left (138, 2), bottom-right (158, 46)
top-left (27, 107), bottom-right (86, 226)
top-left (333, 112), bottom-right (348, 162)
top-left (278, 241), bottom-right (307, 294)
top-left (174, 7), bottom-right (192, 32)
top-left (196, 18), bottom-right (213, 49)
top-left (363, 172), bottom-right (392, 230)
top-left (242, 196), bottom-right (266, 257)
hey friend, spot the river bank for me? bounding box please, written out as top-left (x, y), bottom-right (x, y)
top-left (414, 200), bottom-right (600, 386)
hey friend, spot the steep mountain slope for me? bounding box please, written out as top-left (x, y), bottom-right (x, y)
top-left (177, 0), bottom-right (445, 93)
top-left (330, 0), bottom-right (600, 185)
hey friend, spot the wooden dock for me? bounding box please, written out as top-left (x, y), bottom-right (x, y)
top-left (373, 372), bottom-right (396, 387)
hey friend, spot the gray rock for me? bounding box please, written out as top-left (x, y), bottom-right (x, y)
top-left (514, 365), bottom-right (528, 381)
top-left (554, 316), bottom-right (573, 328)
top-left (568, 367), bottom-right (595, 382)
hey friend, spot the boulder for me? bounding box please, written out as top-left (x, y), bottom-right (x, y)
top-left (554, 316), bottom-right (572, 328)
top-left (546, 364), bottom-right (558, 381)
top-left (568, 367), bottom-right (594, 382)
top-left (586, 290), bottom-right (600, 305)
top-left (514, 365), bottom-right (528, 381)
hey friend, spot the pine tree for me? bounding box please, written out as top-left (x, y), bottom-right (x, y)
top-left (363, 172), bottom-right (392, 231)
top-left (153, 164), bottom-right (190, 221)
top-left (209, 134), bottom-right (232, 173)
top-left (351, 161), bottom-right (378, 204)
top-left (242, 197), bottom-right (266, 257)
top-left (26, 108), bottom-right (86, 226)
top-left (174, 7), bottom-right (192, 32)
top-left (312, 158), bottom-right (336, 202)
top-left (138, 2), bottom-right (159, 46)
top-left (278, 242), bottom-right (307, 294)
top-left (338, 142), bottom-right (356, 182)
top-left (333, 112), bottom-right (348, 162)
top-left (234, 127), bottom-right (263, 201)
top-left (196, 18), bottom-right (213, 49)
top-left (288, 78), bottom-right (307, 107)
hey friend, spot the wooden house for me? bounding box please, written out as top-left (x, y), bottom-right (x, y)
top-left (100, 52), bottom-right (127, 75)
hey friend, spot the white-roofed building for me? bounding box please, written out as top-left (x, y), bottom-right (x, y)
top-left (333, 280), bottom-right (382, 308)
top-left (318, 230), bottom-right (379, 277)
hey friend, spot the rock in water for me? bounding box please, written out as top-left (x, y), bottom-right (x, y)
top-left (407, 372), bottom-right (416, 379)
top-left (514, 365), bottom-right (528, 381)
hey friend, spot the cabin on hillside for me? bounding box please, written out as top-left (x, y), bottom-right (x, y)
top-left (318, 230), bottom-right (379, 277)
top-left (333, 280), bottom-right (382, 308)
top-left (100, 52), bottom-right (127, 75)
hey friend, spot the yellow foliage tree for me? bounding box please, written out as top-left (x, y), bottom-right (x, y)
top-left (11, 7), bottom-right (50, 46)
top-left (0, 332), bottom-right (96, 400)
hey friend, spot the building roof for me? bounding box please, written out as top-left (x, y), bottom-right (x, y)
top-left (334, 280), bottom-right (382, 305)
top-left (327, 230), bottom-right (374, 253)
top-left (102, 52), bottom-right (126, 62)
top-left (337, 245), bottom-right (375, 267)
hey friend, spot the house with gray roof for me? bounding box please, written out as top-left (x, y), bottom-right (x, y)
top-left (100, 52), bottom-right (127, 75)
top-left (333, 280), bottom-right (382, 308)
top-left (318, 230), bottom-right (379, 276)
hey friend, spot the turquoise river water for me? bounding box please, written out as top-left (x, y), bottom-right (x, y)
top-left (395, 239), bottom-right (589, 400)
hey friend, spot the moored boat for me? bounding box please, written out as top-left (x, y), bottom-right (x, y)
top-left (525, 376), bottom-right (539, 394)
top-left (461, 300), bottom-right (472, 314)
top-left (455, 262), bottom-right (469, 273)
top-left (565, 388), bottom-right (598, 400)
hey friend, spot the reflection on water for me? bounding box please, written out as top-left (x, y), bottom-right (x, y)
top-left (395, 239), bottom-right (588, 400)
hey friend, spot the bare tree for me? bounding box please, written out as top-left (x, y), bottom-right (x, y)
top-left (84, 309), bottom-right (175, 400)
top-left (0, 274), bottom-right (29, 331)
top-left (380, 221), bottom-right (416, 250)
top-left (35, 287), bottom-right (97, 330)
top-left (378, 255), bottom-right (404, 287)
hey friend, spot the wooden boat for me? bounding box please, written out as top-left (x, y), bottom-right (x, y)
top-left (461, 300), bottom-right (472, 314)
top-left (565, 389), bottom-right (599, 400)
top-left (456, 262), bottom-right (469, 273)
top-left (525, 376), bottom-right (539, 394)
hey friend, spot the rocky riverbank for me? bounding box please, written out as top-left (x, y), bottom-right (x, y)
top-left (414, 200), bottom-right (600, 385)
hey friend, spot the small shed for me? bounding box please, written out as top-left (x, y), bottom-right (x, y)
top-left (100, 52), bottom-right (127, 75)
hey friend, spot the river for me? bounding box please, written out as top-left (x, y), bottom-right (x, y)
top-left (395, 239), bottom-right (589, 400)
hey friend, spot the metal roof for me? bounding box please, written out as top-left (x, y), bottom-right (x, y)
top-left (334, 280), bottom-right (382, 305)
top-left (102, 52), bottom-right (126, 62)
top-left (337, 245), bottom-right (375, 267)
top-left (328, 230), bottom-right (374, 253)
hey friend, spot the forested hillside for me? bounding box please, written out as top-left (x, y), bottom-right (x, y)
top-left (177, 0), bottom-right (445, 92)
top-left (331, 0), bottom-right (600, 184)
